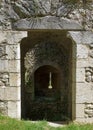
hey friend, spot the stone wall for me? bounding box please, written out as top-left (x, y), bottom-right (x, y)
top-left (0, 0), bottom-right (93, 30)
top-left (69, 31), bottom-right (93, 123)
top-left (0, 0), bottom-right (93, 123)
top-left (0, 31), bottom-right (27, 118)
top-left (0, 30), bottom-right (93, 122)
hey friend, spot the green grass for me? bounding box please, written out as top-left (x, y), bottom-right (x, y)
top-left (0, 114), bottom-right (93, 130)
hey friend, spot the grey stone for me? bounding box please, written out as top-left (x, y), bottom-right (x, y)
top-left (0, 60), bottom-right (9, 72)
top-left (0, 101), bottom-right (8, 115)
top-left (0, 0), bottom-right (93, 123)
top-left (13, 16), bottom-right (82, 30)
top-left (0, 0), bottom-right (93, 30)
top-left (6, 45), bottom-right (20, 60)
top-left (0, 73), bottom-right (9, 87)
top-left (68, 31), bottom-right (93, 44)
top-left (85, 104), bottom-right (93, 118)
top-left (0, 81), bottom-right (5, 87)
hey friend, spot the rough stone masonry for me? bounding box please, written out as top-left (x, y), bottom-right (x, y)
top-left (0, 0), bottom-right (93, 123)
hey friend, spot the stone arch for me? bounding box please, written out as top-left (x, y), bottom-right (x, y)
top-left (34, 65), bottom-right (61, 97)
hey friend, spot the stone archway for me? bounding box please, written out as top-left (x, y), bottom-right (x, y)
top-left (32, 65), bottom-right (61, 120)
top-left (34, 65), bottom-right (61, 97)
top-left (21, 30), bottom-right (76, 121)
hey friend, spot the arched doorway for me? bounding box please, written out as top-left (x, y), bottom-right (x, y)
top-left (35, 65), bottom-right (60, 99)
top-left (21, 30), bottom-right (76, 122)
top-left (31, 65), bottom-right (61, 121)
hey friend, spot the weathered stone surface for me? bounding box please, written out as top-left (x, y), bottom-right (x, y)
top-left (0, 45), bottom-right (7, 59)
top-left (76, 59), bottom-right (89, 68)
top-left (85, 103), bottom-right (93, 118)
top-left (0, 73), bottom-right (9, 87)
top-left (76, 104), bottom-right (85, 118)
top-left (6, 31), bottom-right (27, 44)
top-left (0, 88), bottom-right (5, 100)
top-left (9, 73), bottom-right (20, 87)
top-left (0, 31), bottom-right (27, 119)
top-left (8, 101), bottom-right (21, 118)
top-left (89, 59), bottom-right (93, 67)
top-left (0, 81), bottom-right (5, 87)
top-left (0, 31), bottom-right (27, 44)
top-left (77, 44), bottom-right (88, 59)
top-left (0, 0), bottom-right (93, 122)
top-left (0, 0), bottom-right (93, 30)
top-left (6, 45), bottom-right (20, 60)
top-left (85, 67), bottom-right (93, 83)
top-left (0, 32), bottom-right (6, 43)
top-left (8, 60), bottom-right (20, 73)
top-left (68, 31), bottom-right (93, 44)
top-left (0, 87), bottom-right (20, 101)
top-left (76, 68), bottom-right (85, 82)
top-left (0, 101), bottom-right (8, 115)
top-left (0, 60), bottom-right (8, 72)
top-left (75, 117), bottom-right (93, 123)
top-left (8, 101), bottom-right (17, 118)
top-left (13, 16), bottom-right (82, 30)
top-left (76, 83), bottom-right (93, 103)
top-left (16, 101), bottom-right (21, 119)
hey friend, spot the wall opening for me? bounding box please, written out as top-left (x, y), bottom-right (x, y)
top-left (30, 65), bottom-right (61, 121)
top-left (21, 30), bottom-right (76, 122)
top-left (35, 65), bottom-right (60, 98)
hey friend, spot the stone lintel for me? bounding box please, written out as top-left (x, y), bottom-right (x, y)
top-left (13, 16), bottom-right (82, 30)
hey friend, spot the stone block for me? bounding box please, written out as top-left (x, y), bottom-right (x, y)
top-left (6, 31), bottom-right (27, 44)
top-left (6, 45), bottom-right (20, 60)
top-left (16, 101), bottom-right (21, 119)
top-left (0, 72), bottom-right (9, 86)
top-left (8, 60), bottom-right (20, 73)
top-left (76, 68), bottom-right (85, 82)
top-left (85, 103), bottom-right (93, 118)
top-left (4, 87), bottom-right (20, 100)
top-left (8, 101), bottom-right (17, 118)
top-left (85, 67), bottom-right (93, 83)
top-left (76, 83), bottom-right (93, 103)
top-left (0, 101), bottom-right (8, 115)
top-left (0, 60), bottom-right (8, 72)
top-left (9, 73), bottom-right (20, 87)
top-left (0, 32), bottom-right (6, 44)
top-left (75, 117), bottom-right (93, 123)
top-left (76, 59), bottom-right (89, 68)
top-left (77, 44), bottom-right (88, 59)
top-left (0, 88), bottom-right (5, 100)
top-left (13, 16), bottom-right (82, 30)
top-left (89, 59), bottom-right (93, 67)
top-left (68, 31), bottom-right (93, 45)
top-left (0, 45), bottom-right (6, 59)
top-left (0, 87), bottom-right (20, 101)
top-left (76, 104), bottom-right (85, 118)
